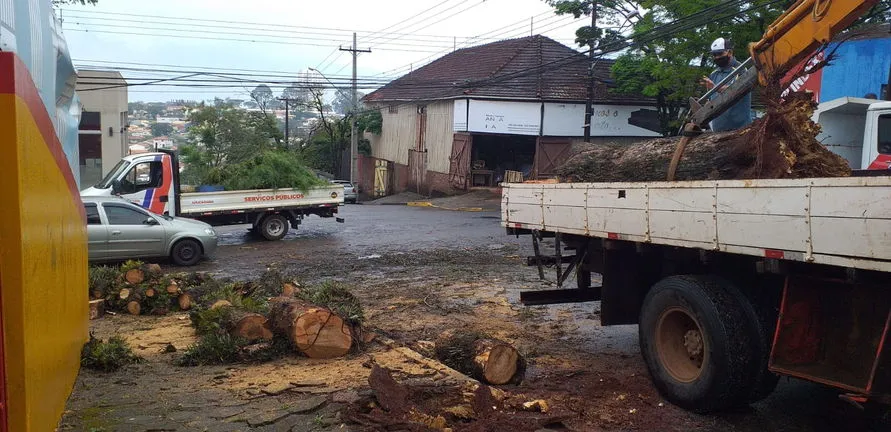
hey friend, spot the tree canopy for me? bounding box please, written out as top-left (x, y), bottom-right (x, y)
top-left (150, 123), bottom-right (174, 137)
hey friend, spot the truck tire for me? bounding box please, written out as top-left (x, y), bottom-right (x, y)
top-left (171, 239), bottom-right (203, 266)
top-left (737, 284), bottom-right (780, 403)
top-left (259, 214), bottom-right (289, 241)
top-left (639, 275), bottom-right (759, 412)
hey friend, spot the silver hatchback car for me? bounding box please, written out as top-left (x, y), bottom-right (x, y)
top-left (82, 197), bottom-right (218, 266)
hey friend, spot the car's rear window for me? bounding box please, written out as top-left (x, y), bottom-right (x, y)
top-left (84, 203), bottom-right (102, 225)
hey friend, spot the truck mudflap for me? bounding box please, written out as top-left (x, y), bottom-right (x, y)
top-left (769, 276), bottom-right (891, 397)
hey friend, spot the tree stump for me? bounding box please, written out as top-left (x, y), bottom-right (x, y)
top-left (268, 297), bottom-right (353, 359)
top-left (471, 339), bottom-right (520, 385)
top-left (89, 299), bottom-right (105, 320)
top-left (435, 331), bottom-right (523, 385)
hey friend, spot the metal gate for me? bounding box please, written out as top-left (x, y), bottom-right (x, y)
top-left (533, 137), bottom-right (572, 178)
top-left (449, 133), bottom-right (472, 190)
top-left (408, 149), bottom-right (427, 194)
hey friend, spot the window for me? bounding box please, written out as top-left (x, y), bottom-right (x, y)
top-left (119, 161), bottom-right (163, 194)
top-left (879, 114), bottom-right (891, 155)
top-left (388, 105), bottom-right (398, 114)
top-left (84, 203), bottom-right (102, 225)
top-left (104, 205), bottom-right (150, 225)
top-left (79, 111), bottom-right (101, 131)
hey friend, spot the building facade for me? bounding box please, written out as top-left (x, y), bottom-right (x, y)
top-left (75, 70), bottom-right (129, 188)
top-left (363, 35), bottom-right (658, 197)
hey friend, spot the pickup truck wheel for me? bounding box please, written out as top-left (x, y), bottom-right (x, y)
top-left (639, 275), bottom-right (758, 413)
top-left (171, 239), bottom-right (203, 266)
top-left (259, 214), bottom-right (289, 241)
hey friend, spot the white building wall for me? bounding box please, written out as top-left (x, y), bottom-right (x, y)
top-left (76, 70), bottom-right (128, 180)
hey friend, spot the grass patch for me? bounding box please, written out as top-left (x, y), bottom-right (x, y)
top-left (120, 259), bottom-right (144, 273)
top-left (177, 333), bottom-right (243, 366)
top-left (81, 335), bottom-right (141, 372)
top-left (299, 280), bottom-right (364, 325)
top-left (88, 265), bottom-right (120, 298)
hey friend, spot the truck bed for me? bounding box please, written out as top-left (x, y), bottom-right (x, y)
top-left (502, 177), bottom-right (891, 272)
top-left (181, 185), bottom-right (343, 216)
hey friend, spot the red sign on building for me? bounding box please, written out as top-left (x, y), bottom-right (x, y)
top-left (781, 51), bottom-right (825, 101)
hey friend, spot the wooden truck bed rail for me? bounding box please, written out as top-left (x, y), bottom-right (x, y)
top-left (502, 177), bottom-right (891, 273)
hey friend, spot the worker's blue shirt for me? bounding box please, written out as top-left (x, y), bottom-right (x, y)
top-left (708, 59), bottom-right (753, 132)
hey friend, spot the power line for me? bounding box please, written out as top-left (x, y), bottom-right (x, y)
top-left (360, 0), bottom-right (462, 44)
top-left (63, 8), bottom-right (503, 41)
top-left (363, 0), bottom-right (482, 47)
top-left (64, 27), bottom-right (448, 53)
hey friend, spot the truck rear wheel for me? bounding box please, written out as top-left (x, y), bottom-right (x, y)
top-left (259, 214), bottom-right (289, 241)
top-left (639, 275), bottom-right (759, 412)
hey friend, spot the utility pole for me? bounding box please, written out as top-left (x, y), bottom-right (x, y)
top-left (278, 97), bottom-right (299, 149)
top-left (584, 2), bottom-right (597, 143)
top-left (530, 16), bottom-right (533, 36)
top-left (340, 33), bottom-right (371, 191)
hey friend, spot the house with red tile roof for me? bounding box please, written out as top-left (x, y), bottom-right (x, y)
top-left (362, 35), bottom-right (659, 196)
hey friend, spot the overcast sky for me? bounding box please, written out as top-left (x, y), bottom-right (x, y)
top-left (60, 0), bottom-right (589, 103)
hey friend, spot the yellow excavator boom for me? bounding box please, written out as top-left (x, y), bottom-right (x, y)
top-left (750, 0), bottom-right (879, 86)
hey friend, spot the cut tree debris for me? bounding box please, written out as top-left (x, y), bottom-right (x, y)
top-left (268, 297), bottom-right (354, 359)
top-left (557, 92), bottom-right (851, 183)
top-left (435, 330), bottom-right (524, 385)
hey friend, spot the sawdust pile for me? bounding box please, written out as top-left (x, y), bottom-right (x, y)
top-left (557, 92), bottom-right (852, 182)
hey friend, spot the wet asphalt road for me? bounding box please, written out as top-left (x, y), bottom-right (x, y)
top-left (208, 204), bottom-right (882, 431)
top-left (213, 204), bottom-right (517, 254)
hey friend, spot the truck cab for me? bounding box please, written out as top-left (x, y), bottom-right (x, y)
top-left (813, 97), bottom-right (891, 171)
top-left (81, 152), bottom-right (177, 215)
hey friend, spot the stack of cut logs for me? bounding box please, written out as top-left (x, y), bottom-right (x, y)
top-left (89, 263), bottom-right (193, 319)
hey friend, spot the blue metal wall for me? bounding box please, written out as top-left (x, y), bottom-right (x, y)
top-left (820, 38), bottom-right (891, 102)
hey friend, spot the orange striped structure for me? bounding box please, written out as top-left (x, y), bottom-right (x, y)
top-left (0, 52), bottom-right (89, 432)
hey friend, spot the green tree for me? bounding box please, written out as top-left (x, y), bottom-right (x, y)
top-left (546, 0), bottom-right (789, 135)
top-left (182, 103), bottom-right (275, 184)
top-left (151, 122), bottom-right (174, 137)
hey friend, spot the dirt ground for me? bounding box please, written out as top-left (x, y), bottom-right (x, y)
top-left (61, 205), bottom-right (879, 432)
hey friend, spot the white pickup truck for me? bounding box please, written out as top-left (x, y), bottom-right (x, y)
top-left (501, 97), bottom-right (891, 413)
top-left (81, 151), bottom-right (344, 240)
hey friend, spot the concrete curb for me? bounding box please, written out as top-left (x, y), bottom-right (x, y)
top-left (407, 201), bottom-right (485, 212)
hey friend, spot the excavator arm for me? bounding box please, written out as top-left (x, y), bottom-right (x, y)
top-left (668, 0), bottom-right (879, 180)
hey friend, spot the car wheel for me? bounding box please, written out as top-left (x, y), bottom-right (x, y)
top-left (259, 214), bottom-right (289, 241)
top-left (639, 275), bottom-right (759, 413)
top-left (171, 238), bottom-right (203, 266)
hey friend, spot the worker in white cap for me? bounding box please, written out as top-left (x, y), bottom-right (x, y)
top-left (699, 37), bottom-right (753, 132)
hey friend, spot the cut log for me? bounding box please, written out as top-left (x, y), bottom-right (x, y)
top-left (142, 263), bottom-right (162, 278)
top-left (557, 94), bottom-right (850, 183)
top-left (225, 310), bottom-right (273, 341)
top-left (125, 269), bottom-right (145, 285)
top-left (166, 281), bottom-right (181, 295)
top-left (210, 300), bottom-right (232, 310)
top-left (268, 297), bottom-right (353, 359)
top-left (119, 288), bottom-right (131, 300)
top-left (472, 339), bottom-right (520, 385)
top-left (435, 331), bottom-right (523, 385)
top-left (144, 288), bottom-right (156, 298)
top-left (127, 300), bottom-right (141, 316)
top-left (177, 293), bottom-right (193, 311)
top-left (89, 299), bottom-right (105, 320)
